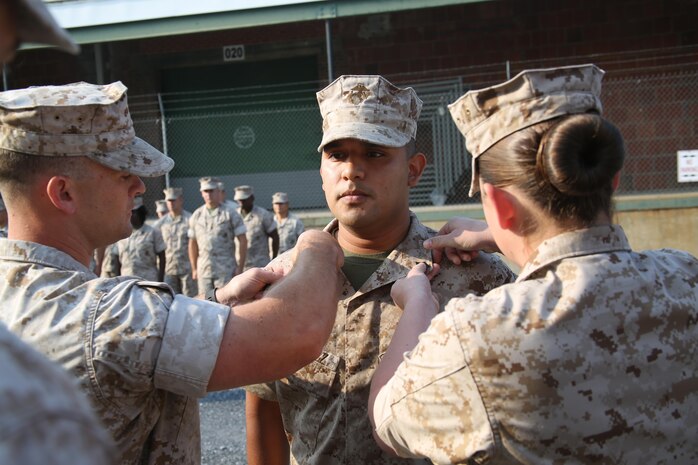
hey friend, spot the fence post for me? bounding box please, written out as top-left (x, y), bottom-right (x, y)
top-left (157, 93), bottom-right (170, 189)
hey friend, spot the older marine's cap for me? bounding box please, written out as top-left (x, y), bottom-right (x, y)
top-left (15, 0), bottom-right (80, 54)
top-left (272, 192), bottom-right (289, 204)
top-left (217, 181), bottom-right (226, 191)
top-left (316, 75), bottom-right (423, 152)
top-left (132, 196), bottom-right (144, 210)
top-left (0, 81), bottom-right (173, 177)
top-left (155, 199), bottom-right (168, 213)
top-left (163, 187), bottom-right (183, 200)
top-left (449, 64), bottom-right (604, 196)
top-left (199, 177), bottom-right (221, 191)
top-left (234, 185), bottom-right (253, 201)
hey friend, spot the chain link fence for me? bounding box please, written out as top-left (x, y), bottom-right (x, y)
top-left (129, 47), bottom-right (698, 216)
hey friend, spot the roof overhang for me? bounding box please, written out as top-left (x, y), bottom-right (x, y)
top-left (39, 0), bottom-right (492, 45)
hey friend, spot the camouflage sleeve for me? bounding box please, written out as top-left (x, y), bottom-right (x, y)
top-left (263, 210), bottom-right (277, 234)
top-left (187, 212), bottom-right (196, 240)
top-left (155, 294), bottom-right (230, 397)
top-left (373, 306), bottom-right (496, 464)
top-left (295, 217), bottom-right (305, 235)
top-left (230, 210), bottom-right (247, 236)
top-left (90, 281), bottom-right (229, 406)
top-left (0, 324), bottom-right (116, 465)
top-left (244, 382), bottom-right (278, 402)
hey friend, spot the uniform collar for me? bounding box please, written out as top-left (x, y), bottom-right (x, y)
top-left (325, 212), bottom-right (434, 294)
top-left (517, 224), bottom-right (632, 282)
top-left (0, 239), bottom-right (96, 276)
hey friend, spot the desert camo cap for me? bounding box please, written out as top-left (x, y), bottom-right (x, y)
top-left (163, 187), bottom-right (183, 200)
top-left (272, 192), bottom-right (289, 204)
top-left (316, 75), bottom-right (422, 152)
top-left (199, 177), bottom-right (221, 191)
top-left (234, 185), bottom-right (253, 201)
top-left (0, 81), bottom-right (173, 177)
top-left (15, 0), bottom-right (80, 54)
top-left (155, 199), bottom-right (168, 213)
top-left (448, 64), bottom-right (604, 196)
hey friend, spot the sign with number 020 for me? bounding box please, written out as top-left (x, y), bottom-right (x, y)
top-left (223, 45), bottom-right (245, 62)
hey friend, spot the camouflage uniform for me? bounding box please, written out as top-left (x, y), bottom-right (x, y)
top-left (247, 214), bottom-right (515, 465)
top-left (159, 210), bottom-right (196, 296)
top-left (100, 242), bottom-right (119, 278)
top-left (0, 322), bottom-right (115, 465)
top-left (275, 213), bottom-right (304, 254)
top-left (0, 227), bottom-right (6, 238)
top-left (189, 205), bottom-right (246, 292)
top-left (116, 223), bottom-right (165, 281)
top-left (374, 225), bottom-right (698, 464)
top-left (239, 204), bottom-right (277, 269)
top-left (0, 239), bottom-right (230, 465)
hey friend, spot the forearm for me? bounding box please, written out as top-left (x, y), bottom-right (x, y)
top-left (245, 392), bottom-right (289, 465)
top-left (209, 251), bottom-right (339, 389)
top-left (237, 235), bottom-right (247, 271)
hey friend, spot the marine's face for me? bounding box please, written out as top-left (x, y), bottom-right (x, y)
top-left (77, 160), bottom-right (145, 247)
top-left (273, 202), bottom-right (289, 217)
top-left (201, 188), bottom-right (221, 208)
top-left (166, 196), bottom-right (183, 215)
top-left (320, 138), bottom-right (417, 233)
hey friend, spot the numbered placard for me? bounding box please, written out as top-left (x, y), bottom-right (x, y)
top-left (223, 45), bottom-right (245, 62)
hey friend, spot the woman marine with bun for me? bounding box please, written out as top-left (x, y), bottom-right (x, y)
top-left (369, 64), bottom-right (698, 465)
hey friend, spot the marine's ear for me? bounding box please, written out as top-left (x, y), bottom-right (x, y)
top-left (482, 182), bottom-right (517, 231)
top-left (407, 152), bottom-right (427, 187)
top-left (45, 175), bottom-right (78, 215)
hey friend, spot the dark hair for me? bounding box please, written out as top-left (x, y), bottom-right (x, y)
top-left (478, 113), bottom-right (625, 229)
top-left (0, 149), bottom-right (86, 195)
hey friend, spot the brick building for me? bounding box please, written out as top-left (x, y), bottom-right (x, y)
top-left (4, 0), bottom-right (698, 253)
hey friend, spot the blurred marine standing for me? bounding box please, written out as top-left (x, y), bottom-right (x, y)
top-left (272, 191), bottom-right (304, 254)
top-left (159, 186), bottom-right (195, 296)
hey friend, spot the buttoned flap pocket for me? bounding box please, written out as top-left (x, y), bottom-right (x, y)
top-left (279, 351), bottom-right (340, 403)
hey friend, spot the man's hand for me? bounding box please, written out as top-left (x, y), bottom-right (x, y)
top-left (291, 229), bottom-right (343, 269)
top-left (423, 217), bottom-right (498, 265)
top-left (216, 268), bottom-right (285, 307)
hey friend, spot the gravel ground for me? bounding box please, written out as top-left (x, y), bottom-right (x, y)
top-left (200, 388), bottom-right (248, 465)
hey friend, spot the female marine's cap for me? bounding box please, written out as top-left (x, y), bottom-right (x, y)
top-left (448, 64), bottom-right (604, 196)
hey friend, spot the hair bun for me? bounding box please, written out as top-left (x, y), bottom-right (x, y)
top-left (537, 114), bottom-right (624, 196)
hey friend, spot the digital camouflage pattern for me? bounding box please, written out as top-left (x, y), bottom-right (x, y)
top-left (0, 239), bottom-right (230, 465)
top-left (239, 204), bottom-right (277, 270)
top-left (275, 212), bottom-right (304, 254)
top-left (116, 223), bottom-right (165, 281)
top-left (316, 75), bottom-right (423, 151)
top-left (158, 210), bottom-right (196, 296)
top-left (0, 81), bottom-right (173, 177)
top-left (246, 213), bottom-right (516, 465)
top-left (188, 204), bottom-right (247, 290)
top-left (448, 64), bottom-right (604, 196)
top-left (0, 322), bottom-right (115, 465)
top-left (100, 242), bottom-right (119, 277)
top-left (374, 225), bottom-right (698, 465)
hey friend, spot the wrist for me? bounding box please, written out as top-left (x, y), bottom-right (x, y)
top-left (205, 287), bottom-right (219, 304)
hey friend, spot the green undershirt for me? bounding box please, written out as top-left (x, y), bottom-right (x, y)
top-left (342, 249), bottom-right (392, 290)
